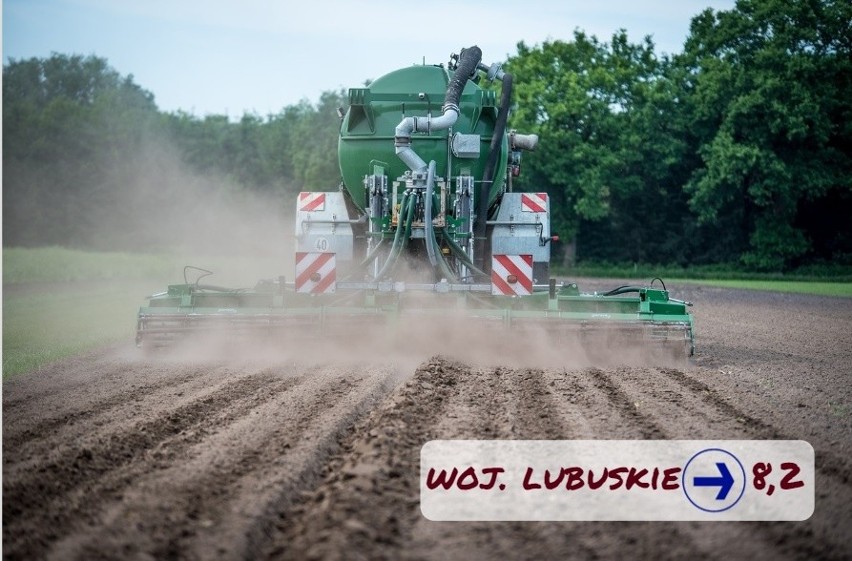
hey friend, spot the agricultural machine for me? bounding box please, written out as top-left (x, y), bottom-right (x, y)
top-left (137, 46), bottom-right (694, 356)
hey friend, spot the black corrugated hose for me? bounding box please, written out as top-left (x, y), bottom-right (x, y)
top-left (476, 72), bottom-right (513, 269)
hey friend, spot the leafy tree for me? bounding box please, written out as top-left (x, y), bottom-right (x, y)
top-left (677, 0), bottom-right (852, 269)
top-left (3, 54), bottom-right (160, 248)
top-left (3, 52), bottom-right (348, 251)
top-left (286, 90), bottom-right (347, 190)
top-left (163, 90), bottom-right (346, 196)
top-left (506, 32), bottom-right (693, 264)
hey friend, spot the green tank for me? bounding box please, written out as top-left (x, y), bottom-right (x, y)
top-left (338, 63), bottom-right (508, 212)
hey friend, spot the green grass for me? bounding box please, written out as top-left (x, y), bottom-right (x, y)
top-left (3, 246), bottom-right (287, 379)
top-left (3, 246), bottom-right (287, 286)
top-left (556, 261), bottom-right (852, 297)
top-left (2, 247), bottom-right (174, 378)
top-left (558, 262), bottom-right (852, 282)
top-left (2, 281), bottom-right (157, 378)
top-left (2, 246), bottom-right (176, 284)
top-left (670, 279), bottom-right (852, 298)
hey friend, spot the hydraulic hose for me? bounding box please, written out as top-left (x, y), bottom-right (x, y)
top-left (443, 231), bottom-right (487, 278)
top-left (602, 286), bottom-right (646, 297)
top-left (424, 215), bottom-right (458, 282)
top-left (377, 193), bottom-right (417, 279)
top-left (427, 226), bottom-right (457, 282)
top-left (424, 160), bottom-right (438, 266)
top-left (376, 192), bottom-right (410, 279)
top-left (445, 46), bottom-right (482, 110)
top-left (400, 193), bottom-right (416, 251)
top-left (423, 158), bottom-right (461, 282)
top-left (476, 72), bottom-right (513, 269)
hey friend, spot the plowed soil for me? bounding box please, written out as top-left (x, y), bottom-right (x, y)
top-left (3, 284), bottom-right (851, 560)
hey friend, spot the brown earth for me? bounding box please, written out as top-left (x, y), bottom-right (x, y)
top-left (3, 283), bottom-right (851, 560)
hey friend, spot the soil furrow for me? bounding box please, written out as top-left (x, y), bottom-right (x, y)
top-left (3, 368), bottom-right (305, 560)
top-left (399, 366), bottom-right (586, 561)
top-left (656, 367), bottom-right (852, 561)
top-left (505, 367), bottom-right (569, 439)
top-left (587, 367), bottom-right (668, 439)
top-left (660, 368), bottom-right (851, 485)
top-left (262, 357), bottom-right (462, 560)
top-left (3, 365), bottom-right (215, 457)
top-left (46, 364), bottom-right (403, 561)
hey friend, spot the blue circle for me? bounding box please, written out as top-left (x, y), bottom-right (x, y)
top-left (682, 447), bottom-right (746, 513)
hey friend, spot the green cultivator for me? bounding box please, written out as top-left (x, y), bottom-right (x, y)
top-left (138, 45), bottom-right (694, 357)
top-left (138, 273), bottom-right (694, 357)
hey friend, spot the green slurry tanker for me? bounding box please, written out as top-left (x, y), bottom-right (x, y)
top-left (137, 46), bottom-right (694, 356)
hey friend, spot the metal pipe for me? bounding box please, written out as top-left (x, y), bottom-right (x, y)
top-left (486, 220), bottom-right (542, 226)
top-left (394, 110), bottom-right (458, 173)
top-left (510, 132), bottom-right (539, 151)
top-left (301, 215), bottom-right (367, 225)
top-left (332, 280), bottom-right (560, 293)
top-left (395, 143), bottom-right (428, 172)
top-left (393, 46), bottom-right (482, 173)
top-left (477, 61), bottom-right (505, 82)
top-left (359, 239), bottom-right (385, 268)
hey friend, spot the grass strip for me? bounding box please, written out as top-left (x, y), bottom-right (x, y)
top-left (670, 279), bottom-right (852, 298)
top-left (2, 281), bottom-right (158, 379)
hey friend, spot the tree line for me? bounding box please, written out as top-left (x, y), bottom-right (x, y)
top-left (3, 0), bottom-right (850, 270)
top-left (507, 0), bottom-right (850, 270)
top-left (2, 51), bottom-right (345, 252)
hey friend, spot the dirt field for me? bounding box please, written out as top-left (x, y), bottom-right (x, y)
top-left (3, 283), bottom-right (851, 560)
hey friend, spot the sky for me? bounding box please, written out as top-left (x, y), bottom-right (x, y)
top-left (3, 0), bottom-right (737, 118)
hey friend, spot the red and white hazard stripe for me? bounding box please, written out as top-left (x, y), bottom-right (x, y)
top-left (295, 252), bottom-right (336, 294)
top-left (298, 192), bottom-right (326, 212)
top-left (521, 192), bottom-right (548, 213)
top-left (491, 254), bottom-right (533, 296)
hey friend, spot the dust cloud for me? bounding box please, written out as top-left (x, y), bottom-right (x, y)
top-left (110, 139), bottom-right (296, 286)
top-left (132, 221), bottom-right (687, 371)
top-left (5, 123), bottom-right (298, 286)
top-left (133, 312), bottom-right (689, 376)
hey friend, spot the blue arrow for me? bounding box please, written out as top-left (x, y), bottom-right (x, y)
top-left (693, 462), bottom-right (735, 500)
